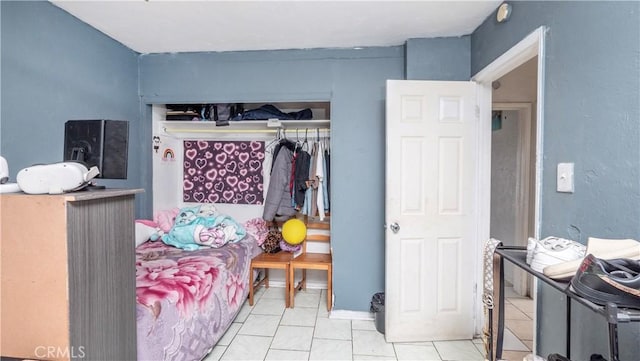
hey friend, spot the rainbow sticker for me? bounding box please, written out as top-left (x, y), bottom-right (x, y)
top-left (162, 148), bottom-right (175, 161)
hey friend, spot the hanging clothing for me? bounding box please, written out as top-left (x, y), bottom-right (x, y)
top-left (316, 142), bottom-right (326, 221)
top-left (263, 147), bottom-right (296, 222)
top-left (301, 178), bottom-right (313, 216)
top-left (301, 144), bottom-right (317, 217)
top-left (270, 142), bottom-right (282, 175)
top-left (270, 138), bottom-right (296, 174)
top-left (293, 149), bottom-right (311, 209)
top-left (289, 150), bottom-right (297, 196)
top-left (322, 147), bottom-right (329, 212)
top-left (309, 142), bottom-right (319, 218)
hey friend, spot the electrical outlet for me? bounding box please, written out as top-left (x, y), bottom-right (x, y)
top-left (557, 163), bottom-right (574, 193)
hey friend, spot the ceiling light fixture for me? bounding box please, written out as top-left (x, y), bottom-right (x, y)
top-left (496, 2), bottom-right (512, 23)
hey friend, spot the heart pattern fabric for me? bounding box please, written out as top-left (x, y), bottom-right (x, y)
top-left (183, 140), bottom-right (265, 205)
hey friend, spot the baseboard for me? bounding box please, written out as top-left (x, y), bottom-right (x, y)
top-left (257, 283), bottom-right (374, 321)
top-left (329, 309), bottom-right (374, 321)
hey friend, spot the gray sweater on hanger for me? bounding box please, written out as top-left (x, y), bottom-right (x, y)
top-left (263, 147), bottom-right (296, 222)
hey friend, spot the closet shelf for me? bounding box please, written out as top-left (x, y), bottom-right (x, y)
top-left (162, 120), bottom-right (330, 134)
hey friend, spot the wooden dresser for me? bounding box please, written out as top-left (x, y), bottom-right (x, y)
top-left (0, 189), bottom-right (142, 361)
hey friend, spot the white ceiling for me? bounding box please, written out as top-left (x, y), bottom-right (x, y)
top-left (50, 1), bottom-right (501, 54)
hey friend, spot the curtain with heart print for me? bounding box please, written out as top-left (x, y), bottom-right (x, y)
top-left (183, 140), bottom-right (265, 205)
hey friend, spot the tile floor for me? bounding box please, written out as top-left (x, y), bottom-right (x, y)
top-left (203, 286), bottom-right (535, 361)
top-left (502, 287), bottom-right (535, 361)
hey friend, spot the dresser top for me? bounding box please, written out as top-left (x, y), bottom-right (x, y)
top-left (0, 188), bottom-right (144, 201)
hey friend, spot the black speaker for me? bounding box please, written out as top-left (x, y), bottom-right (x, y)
top-left (64, 120), bottom-right (129, 179)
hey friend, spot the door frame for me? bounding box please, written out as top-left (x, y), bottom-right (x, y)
top-left (492, 102), bottom-right (532, 297)
top-left (471, 26), bottom-right (546, 337)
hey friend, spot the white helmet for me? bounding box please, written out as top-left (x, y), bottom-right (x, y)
top-left (0, 156), bottom-right (8, 184)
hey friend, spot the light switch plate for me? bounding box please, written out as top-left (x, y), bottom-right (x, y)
top-left (557, 163), bottom-right (574, 193)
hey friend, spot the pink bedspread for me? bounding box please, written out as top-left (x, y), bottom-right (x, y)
top-left (136, 236), bottom-right (260, 361)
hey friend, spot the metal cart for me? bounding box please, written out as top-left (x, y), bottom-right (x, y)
top-left (489, 246), bottom-right (640, 361)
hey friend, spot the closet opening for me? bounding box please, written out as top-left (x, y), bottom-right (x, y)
top-left (150, 100), bottom-right (332, 290)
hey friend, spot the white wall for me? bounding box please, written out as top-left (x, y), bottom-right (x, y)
top-left (490, 110), bottom-right (520, 245)
top-left (493, 56), bottom-right (537, 237)
top-left (490, 110), bottom-right (520, 286)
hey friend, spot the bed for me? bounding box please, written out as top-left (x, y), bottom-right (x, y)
top-left (135, 206), bottom-right (263, 361)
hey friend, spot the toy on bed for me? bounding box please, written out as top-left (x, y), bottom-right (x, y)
top-left (135, 205), bottom-right (262, 361)
top-left (135, 207), bottom-right (179, 247)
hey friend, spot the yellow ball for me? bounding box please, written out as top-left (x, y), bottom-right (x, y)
top-left (282, 218), bottom-right (307, 245)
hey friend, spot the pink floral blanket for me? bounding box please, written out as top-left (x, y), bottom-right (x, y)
top-left (136, 235), bottom-right (260, 360)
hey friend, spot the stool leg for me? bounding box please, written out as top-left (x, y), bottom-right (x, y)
top-left (249, 265), bottom-right (255, 306)
top-left (284, 264), bottom-right (290, 308)
top-left (289, 266), bottom-right (295, 308)
top-left (327, 266), bottom-right (332, 311)
top-left (265, 268), bottom-right (269, 288)
top-left (302, 269), bottom-right (307, 290)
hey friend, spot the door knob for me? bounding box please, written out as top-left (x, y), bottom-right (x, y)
top-left (390, 222), bottom-right (400, 234)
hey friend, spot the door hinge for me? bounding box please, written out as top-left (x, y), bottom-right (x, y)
top-left (475, 105), bottom-right (480, 119)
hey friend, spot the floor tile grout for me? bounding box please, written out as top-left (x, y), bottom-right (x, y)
top-left (208, 287), bottom-right (533, 361)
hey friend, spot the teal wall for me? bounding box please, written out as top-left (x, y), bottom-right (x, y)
top-left (138, 38), bottom-right (470, 310)
top-left (472, 1), bottom-right (640, 359)
top-left (0, 1), bottom-right (144, 212)
top-left (1, 0), bottom-right (472, 313)
top-left (406, 36), bottom-right (470, 80)
top-left (5, 2), bottom-right (637, 352)
top-left (139, 48), bottom-right (405, 311)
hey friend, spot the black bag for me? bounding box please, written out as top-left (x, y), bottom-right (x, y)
top-left (261, 226), bottom-right (282, 253)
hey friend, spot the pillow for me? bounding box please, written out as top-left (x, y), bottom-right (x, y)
top-left (135, 220), bottom-right (158, 247)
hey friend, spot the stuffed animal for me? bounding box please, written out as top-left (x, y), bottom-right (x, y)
top-left (154, 207), bottom-right (180, 233)
top-left (136, 207), bottom-right (199, 245)
top-left (196, 203), bottom-right (218, 218)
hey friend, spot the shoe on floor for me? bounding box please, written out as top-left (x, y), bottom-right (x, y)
top-left (527, 237), bottom-right (586, 273)
top-left (571, 254), bottom-right (640, 309)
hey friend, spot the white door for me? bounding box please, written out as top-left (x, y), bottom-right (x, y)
top-left (385, 80), bottom-right (478, 342)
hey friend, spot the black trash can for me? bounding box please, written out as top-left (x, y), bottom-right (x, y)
top-left (370, 292), bottom-right (385, 334)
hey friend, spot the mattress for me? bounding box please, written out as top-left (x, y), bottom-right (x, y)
top-left (135, 235), bottom-right (260, 361)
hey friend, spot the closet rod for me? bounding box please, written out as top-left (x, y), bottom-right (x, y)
top-left (163, 127), bottom-right (330, 134)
